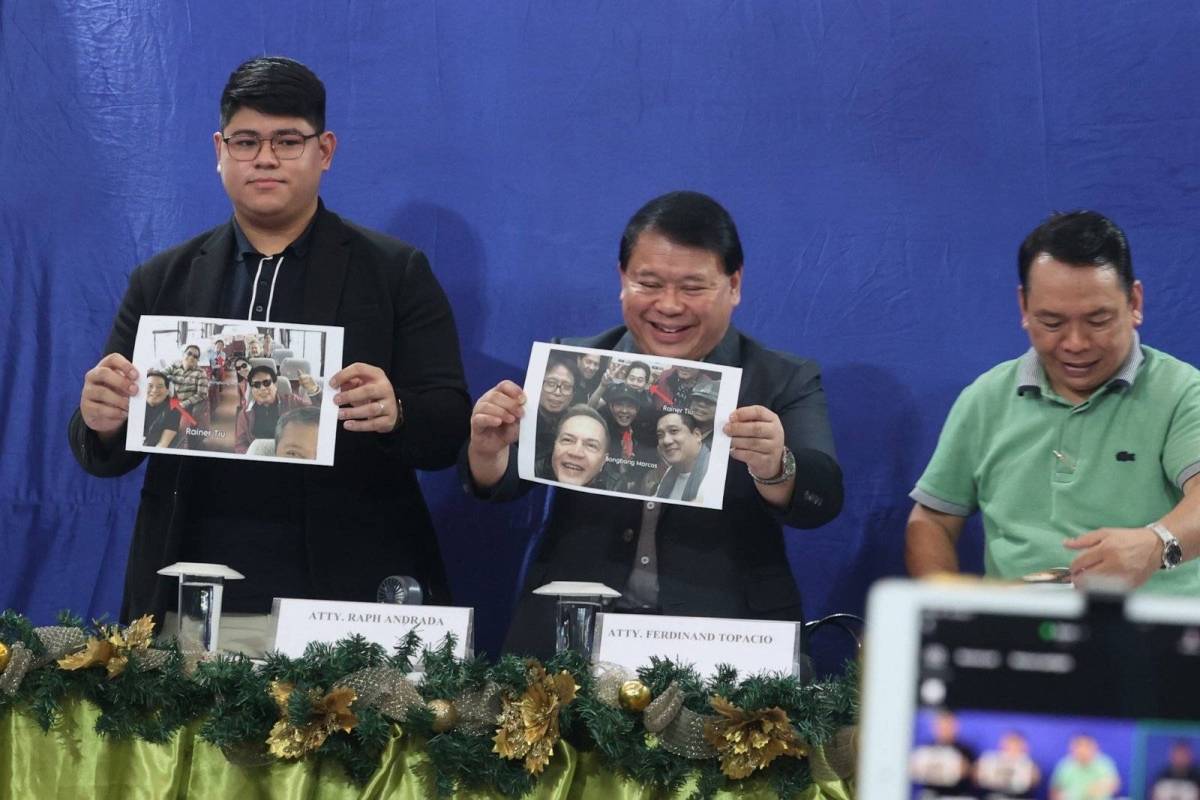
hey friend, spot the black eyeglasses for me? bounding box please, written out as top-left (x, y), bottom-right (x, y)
top-left (250, 378), bottom-right (276, 389)
top-left (542, 379), bottom-right (575, 395)
top-left (222, 132), bottom-right (320, 161)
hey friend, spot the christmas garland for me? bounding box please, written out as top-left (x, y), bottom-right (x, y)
top-left (0, 610), bottom-right (858, 799)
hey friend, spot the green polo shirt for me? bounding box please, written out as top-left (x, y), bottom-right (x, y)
top-left (1050, 752), bottom-right (1119, 800)
top-left (912, 338), bottom-right (1200, 593)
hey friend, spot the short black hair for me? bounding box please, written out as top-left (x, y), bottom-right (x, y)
top-left (656, 409), bottom-right (702, 433)
top-left (184, 345), bottom-right (201, 358)
top-left (146, 369), bottom-right (171, 386)
top-left (275, 405), bottom-right (321, 442)
top-left (545, 354), bottom-right (583, 386)
top-left (619, 191), bottom-right (744, 276)
top-left (248, 364), bottom-right (277, 383)
top-left (625, 361), bottom-right (652, 383)
top-left (1018, 211), bottom-right (1134, 296)
top-left (556, 404), bottom-right (609, 444)
top-left (220, 57), bottom-right (326, 132)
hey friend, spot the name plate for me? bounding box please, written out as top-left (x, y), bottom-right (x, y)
top-left (594, 613), bottom-right (802, 679)
top-left (270, 598), bottom-right (473, 660)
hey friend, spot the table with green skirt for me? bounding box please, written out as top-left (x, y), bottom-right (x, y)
top-left (1, 699), bottom-right (855, 799)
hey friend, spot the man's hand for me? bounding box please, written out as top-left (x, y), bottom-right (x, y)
top-left (466, 380), bottom-right (525, 490)
top-left (723, 405), bottom-right (785, 478)
top-left (1064, 526), bottom-right (1162, 589)
top-left (80, 353), bottom-right (139, 438)
top-left (469, 381), bottom-right (525, 457)
top-left (330, 363), bottom-right (400, 433)
top-left (297, 372), bottom-right (320, 395)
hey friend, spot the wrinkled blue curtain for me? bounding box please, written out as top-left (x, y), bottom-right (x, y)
top-left (3, 1), bottom-right (1199, 663)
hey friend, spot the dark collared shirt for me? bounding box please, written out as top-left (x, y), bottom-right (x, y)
top-left (181, 209), bottom-right (322, 612)
top-left (608, 328), bottom-right (743, 610)
top-left (219, 211), bottom-right (317, 322)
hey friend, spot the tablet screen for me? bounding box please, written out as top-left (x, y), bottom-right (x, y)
top-left (909, 607), bottom-right (1200, 800)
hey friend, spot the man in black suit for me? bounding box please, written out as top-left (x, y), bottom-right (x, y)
top-left (463, 190), bottom-right (843, 659)
top-left (70, 57), bottom-right (470, 651)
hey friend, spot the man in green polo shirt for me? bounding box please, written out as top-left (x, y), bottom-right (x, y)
top-left (906, 210), bottom-right (1200, 592)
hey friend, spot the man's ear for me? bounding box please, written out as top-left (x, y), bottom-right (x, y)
top-left (1018, 284), bottom-right (1029, 329)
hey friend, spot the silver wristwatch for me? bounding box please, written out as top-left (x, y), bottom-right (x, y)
top-left (748, 446), bottom-right (796, 485)
top-left (1148, 522), bottom-right (1183, 570)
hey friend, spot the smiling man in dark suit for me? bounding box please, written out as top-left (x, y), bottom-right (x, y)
top-left (463, 190), bottom-right (844, 659)
top-left (70, 57), bottom-right (470, 653)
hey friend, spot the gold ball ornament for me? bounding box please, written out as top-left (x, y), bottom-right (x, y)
top-left (618, 680), bottom-right (652, 712)
top-left (428, 699), bottom-right (459, 733)
top-left (0, 642), bottom-right (8, 673)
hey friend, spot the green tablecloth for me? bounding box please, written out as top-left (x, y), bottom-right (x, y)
top-left (1, 700), bottom-right (855, 799)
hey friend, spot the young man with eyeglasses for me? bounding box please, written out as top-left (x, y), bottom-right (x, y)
top-left (70, 57), bottom-right (470, 652)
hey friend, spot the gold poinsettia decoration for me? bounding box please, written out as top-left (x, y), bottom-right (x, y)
top-left (267, 680), bottom-right (359, 760)
top-left (702, 695), bottom-right (808, 779)
top-left (493, 662), bottom-right (579, 775)
top-left (57, 615), bottom-right (155, 678)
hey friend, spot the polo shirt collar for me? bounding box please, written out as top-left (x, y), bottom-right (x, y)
top-left (611, 324), bottom-right (740, 366)
top-left (1016, 331), bottom-right (1144, 396)
top-left (231, 200), bottom-right (322, 261)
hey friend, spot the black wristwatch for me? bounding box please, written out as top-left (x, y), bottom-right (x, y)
top-left (748, 447), bottom-right (796, 486)
top-left (1148, 522), bottom-right (1183, 570)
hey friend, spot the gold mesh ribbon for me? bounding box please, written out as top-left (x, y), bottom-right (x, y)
top-left (643, 681), bottom-right (719, 759)
top-left (591, 661), bottom-right (637, 708)
top-left (450, 681), bottom-right (503, 735)
top-left (57, 616), bottom-right (168, 678)
top-left (809, 725), bottom-right (858, 783)
top-left (1, 626), bottom-right (89, 695)
top-left (335, 667), bottom-right (424, 721)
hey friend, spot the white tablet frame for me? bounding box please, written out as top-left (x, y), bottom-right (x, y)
top-left (857, 578), bottom-right (1200, 798)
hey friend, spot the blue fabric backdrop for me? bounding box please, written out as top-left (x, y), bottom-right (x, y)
top-left (3, 1), bottom-right (1199, 665)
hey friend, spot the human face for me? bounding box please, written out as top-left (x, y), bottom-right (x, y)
top-left (933, 713), bottom-right (959, 744)
top-left (146, 376), bottom-right (168, 406)
top-left (578, 354), bottom-right (601, 380)
top-left (248, 340), bottom-right (263, 358)
top-left (276, 422), bottom-right (319, 460)
top-left (1070, 736), bottom-right (1097, 764)
top-left (1019, 255), bottom-right (1142, 405)
top-left (551, 415), bottom-right (607, 486)
top-left (236, 360), bottom-right (250, 380)
top-left (657, 413), bottom-right (702, 470)
top-left (540, 364), bottom-right (575, 415)
top-left (610, 399), bottom-right (638, 428)
top-left (183, 348), bottom-right (200, 369)
top-left (676, 366), bottom-right (698, 381)
top-left (999, 734), bottom-right (1027, 756)
top-left (688, 396), bottom-right (716, 425)
top-left (625, 367), bottom-right (649, 391)
top-left (250, 372), bottom-right (278, 406)
top-left (215, 341), bottom-right (224, 352)
top-left (620, 230), bottom-right (741, 360)
top-left (213, 108), bottom-right (336, 232)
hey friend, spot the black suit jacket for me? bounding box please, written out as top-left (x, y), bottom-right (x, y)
top-left (69, 203), bottom-right (470, 624)
top-left (463, 325), bottom-right (843, 659)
